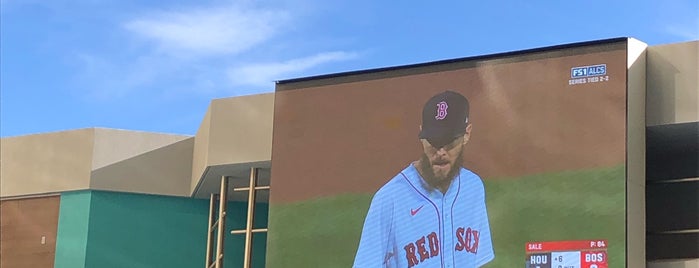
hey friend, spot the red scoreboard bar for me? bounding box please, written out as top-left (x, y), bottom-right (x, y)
top-left (525, 240), bottom-right (608, 268)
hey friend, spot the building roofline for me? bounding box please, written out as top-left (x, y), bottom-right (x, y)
top-left (276, 37), bottom-right (629, 85)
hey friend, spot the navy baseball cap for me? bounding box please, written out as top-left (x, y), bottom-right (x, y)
top-left (419, 90), bottom-right (470, 148)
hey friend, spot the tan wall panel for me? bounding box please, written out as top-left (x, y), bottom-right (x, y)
top-left (627, 38), bottom-right (648, 268)
top-left (0, 196), bottom-right (60, 268)
top-left (191, 105), bottom-right (213, 193)
top-left (90, 138), bottom-right (194, 197)
top-left (208, 93), bottom-right (274, 167)
top-left (647, 41), bottom-right (699, 126)
top-left (1, 129), bottom-right (94, 197)
top-left (92, 128), bottom-right (190, 170)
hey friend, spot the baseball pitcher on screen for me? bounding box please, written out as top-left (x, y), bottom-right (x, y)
top-left (353, 91), bottom-right (494, 268)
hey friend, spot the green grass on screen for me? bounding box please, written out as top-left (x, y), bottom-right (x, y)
top-left (266, 165), bottom-right (626, 268)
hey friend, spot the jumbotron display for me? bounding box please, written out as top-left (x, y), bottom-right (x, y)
top-left (268, 40), bottom-right (632, 267)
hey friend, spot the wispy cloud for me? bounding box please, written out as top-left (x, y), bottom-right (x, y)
top-left (657, 0), bottom-right (699, 41)
top-left (124, 4), bottom-right (290, 57)
top-left (664, 23), bottom-right (699, 40)
top-left (70, 2), bottom-right (360, 100)
top-left (74, 53), bottom-right (171, 99)
top-left (227, 51), bottom-right (359, 87)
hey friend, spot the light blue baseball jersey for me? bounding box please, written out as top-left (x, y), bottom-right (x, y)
top-left (354, 164), bottom-right (494, 268)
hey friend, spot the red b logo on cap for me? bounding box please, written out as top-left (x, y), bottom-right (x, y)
top-left (435, 101), bottom-right (448, 120)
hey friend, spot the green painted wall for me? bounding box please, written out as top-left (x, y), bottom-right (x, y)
top-left (54, 191), bottom-right (92, 268)
top-left (54, 190), bottom-right (269, 268)
top-left (84, 191), bottom-right (209, 268)
top-left (226, 197), bottom-right (269, 268)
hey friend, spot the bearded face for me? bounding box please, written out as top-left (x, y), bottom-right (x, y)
top-left (418, 137), bottom-right (464, 191)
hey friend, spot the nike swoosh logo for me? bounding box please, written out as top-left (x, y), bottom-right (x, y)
top-left (410, 205), bottom-right (424, 216)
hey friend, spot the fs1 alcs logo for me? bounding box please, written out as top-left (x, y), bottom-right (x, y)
top-left (569, 64), bottom-right (609, 85)
top-left (571, 64), bottom-right (606, 78)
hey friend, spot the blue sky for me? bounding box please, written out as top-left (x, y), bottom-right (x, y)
top-left (1, 0), bottom-right (697, 137)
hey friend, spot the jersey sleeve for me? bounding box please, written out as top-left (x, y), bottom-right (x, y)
top-left (475, 180), bottom-right (495, 267)
top-left (353, 187), bottom-right (395, 268)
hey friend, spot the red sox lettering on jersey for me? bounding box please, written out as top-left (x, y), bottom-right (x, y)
top-left (402, 227), bottom-right (481, 267)
top-left (403, 231), bottom-right (439, 267)
top-left (353, 165), bottom-right (494, 268)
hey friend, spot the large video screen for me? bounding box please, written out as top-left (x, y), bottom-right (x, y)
top-left (268, 41), bottom-right (628, 268)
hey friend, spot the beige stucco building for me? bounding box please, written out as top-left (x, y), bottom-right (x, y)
top-left (1, 39), bottom-right (696, 268)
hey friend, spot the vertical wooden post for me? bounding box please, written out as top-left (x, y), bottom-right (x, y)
top-left (243, 168), bottom-right (258, 268)
top-left (215, 176), bottom-right (228, 268)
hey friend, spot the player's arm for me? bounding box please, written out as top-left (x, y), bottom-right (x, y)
top-left (353, 188), bottom-right (394, 268)
top-left (475, 180), bottom-right (495, 267)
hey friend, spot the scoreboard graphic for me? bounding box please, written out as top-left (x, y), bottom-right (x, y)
top-left (525, 240), bottom-right (608, 268)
